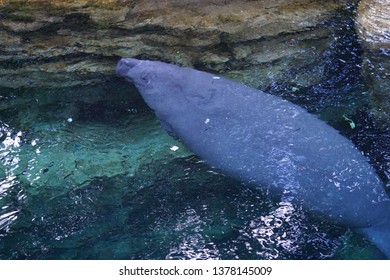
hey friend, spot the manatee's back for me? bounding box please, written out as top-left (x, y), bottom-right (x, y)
top-left (162, 67), bottom-right (389, 229)
top-left (119, 58), bottom-right (390, 258)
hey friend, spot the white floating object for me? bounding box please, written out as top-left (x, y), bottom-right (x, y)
top-left (67, 117), bottom-right (73, 123)
top-left (205, 118), bottom-right (210, 124)
top-left (212, 76), bottom-right (221, 80)
top-left (170, 145), bottom-right (179, 151)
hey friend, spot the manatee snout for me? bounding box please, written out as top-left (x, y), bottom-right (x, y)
top-left (116, 58), bottom-right (141, 77)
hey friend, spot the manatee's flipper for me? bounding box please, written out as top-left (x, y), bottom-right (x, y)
top-left (360, 217), bottom-right (390, 259)
top-left (160, 119), bottom-right (179, 139)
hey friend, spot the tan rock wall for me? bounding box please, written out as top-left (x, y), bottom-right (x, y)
top-left (356, 0), bottom-right (390, 48)
top-left (0, 0), bottom-right (345, 88)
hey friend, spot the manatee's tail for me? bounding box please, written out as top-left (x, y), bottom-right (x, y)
top-left (359, 219), bottom-right (390, 259)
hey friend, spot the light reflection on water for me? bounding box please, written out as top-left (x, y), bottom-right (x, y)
top-left (250, 202), bottom-right (297, 259)
top-left (0, 122), bottom-right (24, 233)
top-left (0, 94), bottom-right (386, 259)
top-left (167, 234), bottom-right (220, 260)
top-left (0, 124), bottom-right (378, 260)
top-left (0, 100), bottom-right (384, 260)
top-left (167, 207), bottom-right (221, 260)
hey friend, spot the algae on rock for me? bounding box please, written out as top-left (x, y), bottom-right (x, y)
top-left (0, 0), bottom-right (347, 88)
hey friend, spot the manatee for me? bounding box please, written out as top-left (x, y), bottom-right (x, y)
top-left (116, 58), bottom-right (390, 258)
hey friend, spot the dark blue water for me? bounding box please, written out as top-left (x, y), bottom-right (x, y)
top-left (1, 13), bottom-right (389, 259)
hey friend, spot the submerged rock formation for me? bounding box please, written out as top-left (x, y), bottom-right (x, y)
top-left (356, 0), bottom-right (390, 127)
top-left (0, 0), bottom-right (346, 88)
top-left (356, 0), bottom-right (390, 48)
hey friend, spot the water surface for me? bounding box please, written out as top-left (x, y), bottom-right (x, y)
top-left (0, 9), bottom-right (389, 260)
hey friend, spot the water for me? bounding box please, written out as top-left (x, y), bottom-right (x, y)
top-left (0, 11), bottom-right (389, 260)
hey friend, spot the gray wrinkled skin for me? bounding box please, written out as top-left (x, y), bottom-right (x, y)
top-left (117, 58), bottom-right (390, 258)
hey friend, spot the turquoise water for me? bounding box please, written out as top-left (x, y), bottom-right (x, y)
top-left (1, 17), bottom-right (389, 259)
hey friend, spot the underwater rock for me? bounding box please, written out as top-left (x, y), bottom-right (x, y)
top-left (0, 0), bottom-right (346, 88)
top-left (356, 0), bottom-right (390, 48)
top-left (360, 49), bottom-right (390, 128)
top-left (355, 0), bottom-right (390, 127)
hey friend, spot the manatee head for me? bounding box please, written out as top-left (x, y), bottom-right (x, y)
top-left (117, 58), bottom-right (195, 115)
top-left (116, 58), bottom-right (224, 138)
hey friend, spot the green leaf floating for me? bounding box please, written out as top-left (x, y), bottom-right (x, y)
top-left (342, 114), bottom-right (356, 129)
